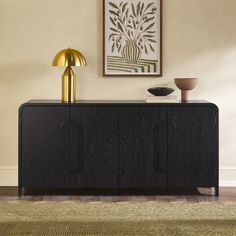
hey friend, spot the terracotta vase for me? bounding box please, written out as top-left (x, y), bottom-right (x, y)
top-left (174, 78), bottom-right (198, 101)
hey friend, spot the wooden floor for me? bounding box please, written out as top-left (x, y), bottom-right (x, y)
top-left (0, 187), bottom-right (235, 202)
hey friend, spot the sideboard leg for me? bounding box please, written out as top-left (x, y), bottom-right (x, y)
top-left (18, 187), bottom-right (22, 197)
top-left (215, 186), bottom-right (219, 196)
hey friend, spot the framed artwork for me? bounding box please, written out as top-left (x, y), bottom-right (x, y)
top-left (103, 0), bottom-right (162, 77)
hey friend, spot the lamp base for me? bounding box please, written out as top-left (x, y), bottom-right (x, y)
top-left (62, 66), bottom-right (76, 103)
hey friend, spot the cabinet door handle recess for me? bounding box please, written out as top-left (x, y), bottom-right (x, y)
top-left (59, 120), bottom-right (84, 174)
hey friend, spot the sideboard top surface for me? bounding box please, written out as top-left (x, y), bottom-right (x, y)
top-left (26, 99), bottom-right (213, 104)
top-left (19, 100), bottom-right (218, 112)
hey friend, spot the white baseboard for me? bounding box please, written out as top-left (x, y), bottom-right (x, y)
top-left (0, 166), bottom-right (236, 187)
top-left (219, 167), bottom-right (236, 187)
top-left (0, 166), bottom-right (18, 186)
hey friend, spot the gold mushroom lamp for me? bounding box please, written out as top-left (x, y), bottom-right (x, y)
top-left (52, 48), bottom-right (87, 103)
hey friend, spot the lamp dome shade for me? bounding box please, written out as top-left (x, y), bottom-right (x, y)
top-left (52, 48), bottom-right (87, 67)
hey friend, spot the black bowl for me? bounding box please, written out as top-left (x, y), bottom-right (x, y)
top-left (147, 87), bottom-right (174, 96)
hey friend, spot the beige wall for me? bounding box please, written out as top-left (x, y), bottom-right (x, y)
top-left (0, 0), bottom-right (236, 185)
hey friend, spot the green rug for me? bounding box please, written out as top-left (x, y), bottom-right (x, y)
top-left (0, 201), bottom-right (236, 235)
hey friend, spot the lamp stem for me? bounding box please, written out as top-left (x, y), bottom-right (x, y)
top-left (62, 66), bottom-right (76, 103)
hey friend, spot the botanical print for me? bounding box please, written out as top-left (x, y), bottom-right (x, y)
top-left (104, 0), bottom-right (161, 76)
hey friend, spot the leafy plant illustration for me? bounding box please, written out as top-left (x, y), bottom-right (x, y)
top-left (108, 1), bottom-right (157, 55)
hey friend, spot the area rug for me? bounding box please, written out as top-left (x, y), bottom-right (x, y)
top-left (0, 201), bottom-right (236, 235)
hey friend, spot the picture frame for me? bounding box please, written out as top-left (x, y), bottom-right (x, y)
top-left (103, 0), bottom-right (162, 77)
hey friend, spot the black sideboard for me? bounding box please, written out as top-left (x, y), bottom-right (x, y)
top-left (19, 100), bottom-right (219, 196)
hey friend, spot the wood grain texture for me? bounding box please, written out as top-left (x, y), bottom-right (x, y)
top-left (119, 107), bottom-right (167, 188)
top-left (20, 106), bottom-right (70, 188)
top-left (19, 102), bottom-right (219, 195)
top-left (70, 107), bottom-right (119, 188)
top-left (167, 106), bottom-right (218, 187)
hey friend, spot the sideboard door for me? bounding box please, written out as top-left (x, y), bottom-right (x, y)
top-left (20, 106), bottom-right (70, 188)
top-left (119, 107), bottom-right (167, 188)
top-left (168, 106), bottom-right (218, 187)
top-left (70, 107), bottom-right (119, 188)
